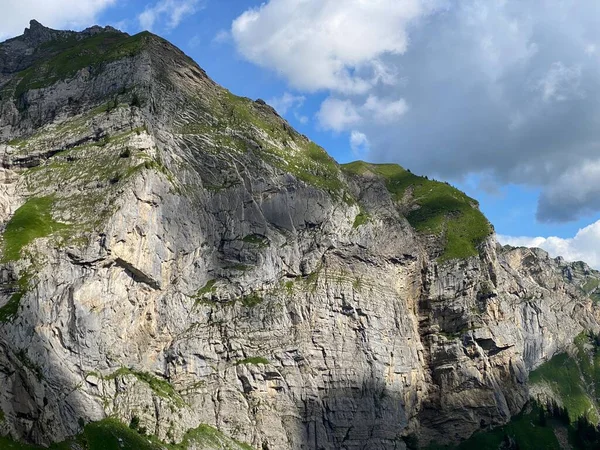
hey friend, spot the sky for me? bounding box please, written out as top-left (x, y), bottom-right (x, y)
top-left (2, 0), bottom-right (600, 268)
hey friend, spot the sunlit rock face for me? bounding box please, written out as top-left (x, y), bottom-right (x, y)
top-left (0, 20), bottom-right (599, 449)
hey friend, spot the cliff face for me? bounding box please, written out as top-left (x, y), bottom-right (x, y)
top-left (0, 21), bottom-right (599, 449)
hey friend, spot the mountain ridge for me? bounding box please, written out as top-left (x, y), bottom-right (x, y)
top-left (0, 20), bottom-right (599, 450)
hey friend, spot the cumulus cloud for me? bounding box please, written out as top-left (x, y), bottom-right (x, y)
top-left (0, 0), bottom-right (116, 39)
top-left (498, 220), bottom-right (600, 269)
top-left (316, 98), bottom-right (361, 132)
top-left (138, 0), bottom-right (203, 31)
top-left (350, 131), bottom-right (370, 157)
top-left (363, 95), bottom-right (409, 123)
top-left (232, 0), bottom-right (600, 223)
top-left (267, 92), bottom-right (305, 115)
top-left (317, 95), bottom-right (408, 131)
top-left (231, 0), bottom-right (444, 94)
top-left (537, 159), bottom-right (600, 222)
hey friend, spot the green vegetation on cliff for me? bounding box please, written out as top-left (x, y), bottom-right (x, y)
top-left (0, 274), bottom-right (29, 323)
top-left (431, 333), bottom-right (600, 449)
top-left (1, 196), bottom-right (68, 262)
top-left (14, 31), bottom-right (150, 100)
top-left (236, 357), bottom-right (270, 366)
top-left (224, 94), bottom-right (348, 197)
top-left (0, 418), bottom-right (253, 450)
top-left (342, 161), bottom-right (492, 260)
top-left (106, 368), bottom-right (184, 407)
top-left (180, 91), bottom-right (349, 199)
top-left (429, 399), bottom-right (600, 450)
top-left (427, 402), bottom-right (561, 450)
top-left (529, 332), bottom-right (600, 424)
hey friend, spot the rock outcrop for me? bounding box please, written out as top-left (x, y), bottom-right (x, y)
top-left (0, 20), bottom-right (599, 449)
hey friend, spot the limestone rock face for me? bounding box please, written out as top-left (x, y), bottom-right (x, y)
top-left (0, 21), bottom-right (599, 449)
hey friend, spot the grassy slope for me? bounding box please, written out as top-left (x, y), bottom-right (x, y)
top-left (12, 31), bottom-right (149, 100)
top-left (0, 418), bottom-right (252, 450)
top-left (342, 161), bottom-right (492, 260)
top-left (529, 333), bottom-right (600, 424)
top-left (433, 333), bottom-right (600, 449)
top-left (0, 127), bottom-right (152, 258)
top-left (180, 90), bottom-right (349, 200)
top-left (1, 196), bottom-right (68, 262)
top-left (427, 404), bottom-right (560, 450)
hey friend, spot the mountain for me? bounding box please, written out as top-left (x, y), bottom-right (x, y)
top-left (1, 20), bottom-right (600, 450)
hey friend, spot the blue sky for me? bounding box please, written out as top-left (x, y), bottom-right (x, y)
top-left (3, 0), bottom-right (600, 267)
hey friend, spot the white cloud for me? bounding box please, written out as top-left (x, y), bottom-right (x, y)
top-left (350, 131), bottom-right (370, 157)
top-left (363, 95), bottom-right (409, 123)
top-left (317, 95), bottom-right (408, 131)
top-left (316, 98), bottom-right (361, 132)
top-left (232, 0), bottom-right (600, 223)
top-left (535, 62), bottom-right (583, 102)
top-left (138, 0), bottom-right (203, 31)
top-left (537, 159), bottom-right (600, 222)
top-left (231, 0), bottom-right (444, 93)
top-left (498, 220), bottom-right (600, 269)
top-left (267, 92), bottom-right (305, 115)
top-left (0, 0), bottom-right (116, 40)
top-left (213, 29), bottom-right (230, 44)
top-left (460, 1), bottom-right (538, 82)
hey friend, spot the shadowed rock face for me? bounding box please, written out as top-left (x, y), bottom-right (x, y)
top-left (0, 21), bottom-right (599, 450)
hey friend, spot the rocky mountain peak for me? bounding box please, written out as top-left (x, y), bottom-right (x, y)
top-left (0, 22), bottom-right (599, 450)
top-left (21, 19), bottom-right (72, 45)
top-left (21, 19), bottom-right (124, 44)
top-left (0, 19), bottom-right (128, 76)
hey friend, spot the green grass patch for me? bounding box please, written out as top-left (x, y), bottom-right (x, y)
top-left (1, 197), bottom-right (68, 262)
top-left (583, 279), bottom-right (600, 294)
top-left (107, 368), bottom-right (183, 406)
top-left (196, 280), bottom-right (216, 296)
top-left (342, 161), bottom-right (492, 260)
top-left (167, 423), bottom-right (253, 450)
top-left (0, 436), bottom-right (41, 449)
top-left (0, 419), bottom-right (160, 450)
top-left (0, 418), bottom-right (254, 450)
top-left (184, 91), bottom-right (349, 200)
top-left (235, 357), bottom-right (270, 366)
top-left (530, 352), bottom-right (597, 423)
top-left (242, 234), bottom-right (269, 248)
top-left (19, 129), bottom-right (153, 241)
top-left (14, 31), bottom-right (150, 100)
top-left (0, 274), bottom-right (29, 323)
top-left (352, 209), bottom-right (370, 228)
top-left (58, 418), bottom-right (162, 450)
top-left (427, 403), bottom-right (560, 450)
top-left (284, 280), bottom-right (294, 294)
top-left (460, 408), bottom-right (559, 450)
top-left (240, 293), bottom-right (263, 307)
top-left (529, 332), bottom-right (600, 424)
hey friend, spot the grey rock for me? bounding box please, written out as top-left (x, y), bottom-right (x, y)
top-left (0, 21), bottom-right (598, 450)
